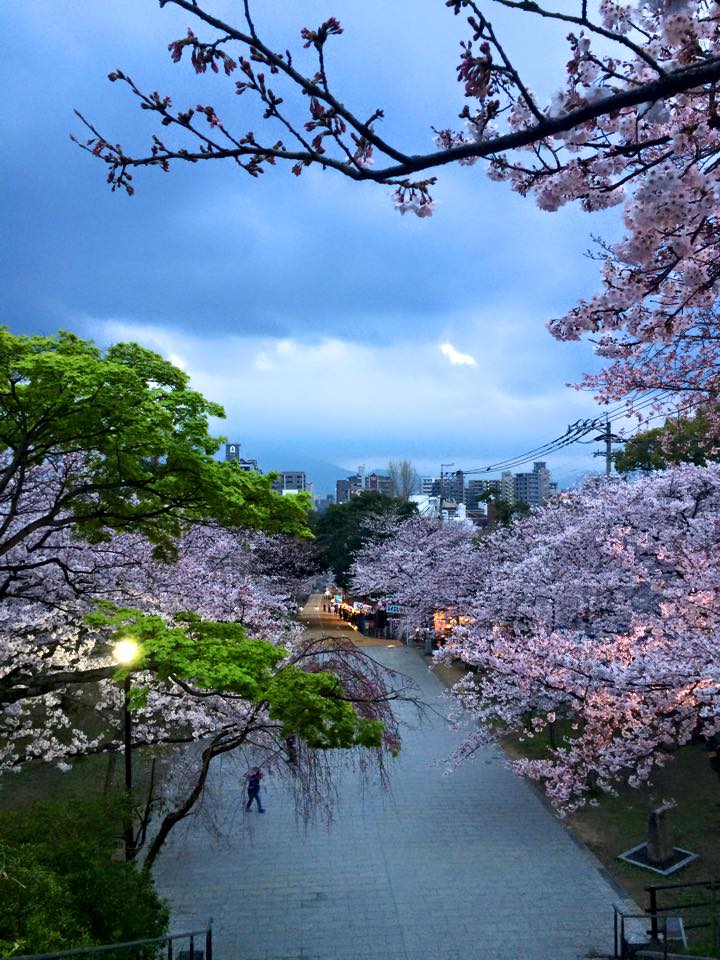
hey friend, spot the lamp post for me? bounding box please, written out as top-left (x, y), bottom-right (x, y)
top-left (113, 637), bottom-right (140, 861)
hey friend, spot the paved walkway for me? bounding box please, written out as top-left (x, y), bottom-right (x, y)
top-left (154, 598), bottom-right (635, 960)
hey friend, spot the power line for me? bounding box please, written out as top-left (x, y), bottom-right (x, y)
top-left (462, 420), bottom-right (599, 474)
top-left (463, 392), bottom-right (670, 475)
top-left (456, 393), bottom-right (698, 477)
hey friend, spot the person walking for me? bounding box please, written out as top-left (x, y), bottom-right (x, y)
top-left (245, 767), bottom-right (265, 812)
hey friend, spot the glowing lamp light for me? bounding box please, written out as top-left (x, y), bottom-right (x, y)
top-left (113, 637), bottom-right (140, 666)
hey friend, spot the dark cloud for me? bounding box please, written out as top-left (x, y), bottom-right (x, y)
top-left (3, 0), bottom-right (618, 486)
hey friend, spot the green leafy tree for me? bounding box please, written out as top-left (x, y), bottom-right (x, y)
top-left (615, 408), bottom-right (719, 474)
top-left (0, 795), bottom-right (169, 956)
top-left (476, 492), bottom-right (530, 526)
top-left (313, 491), bottom-right (416, 587)
top-left (0, 329), bottom-right (310, 576)
top-left (89, 607), bottom-right (387, 751)
top-left (85, 606), bottom-right (397, 867)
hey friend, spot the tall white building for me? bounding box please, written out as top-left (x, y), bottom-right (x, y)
top-left (272, 471), bottom-right (307, 492)
top-left (501, 461), bottom-right (552, 507)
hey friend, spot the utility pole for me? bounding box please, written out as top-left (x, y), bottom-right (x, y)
top-left (593, 415), bottom-right (622, 476)
top-left (440, 462), bottom-right (454, 516)
top-left (604, 415), bottom-right (612, 477)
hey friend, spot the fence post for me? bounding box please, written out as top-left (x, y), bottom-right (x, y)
top-left (613, 906), bottom-right (618, 959)
top-left (648, 886), bottom-right (659, 942)
top-left (205, 922), bottom-right (213, 960)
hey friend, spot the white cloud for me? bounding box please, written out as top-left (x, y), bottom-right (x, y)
top-left (94, 318), bottom-right (601, 476)
top-left (167, 352), bottom-right (187, 371)
top-left (439, 342), bottom-right (477, 367)
top-left (254, 352), bottom-right (274, 371)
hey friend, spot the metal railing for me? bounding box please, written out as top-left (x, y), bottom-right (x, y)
top-left (614, 886), bottom-right (720, 960)
top-left (614, 905), bottom-right (653, 958)
top-left (3, 920), bottom-right (213, 960)
top-left (646, 879), bottom-right (720, 943)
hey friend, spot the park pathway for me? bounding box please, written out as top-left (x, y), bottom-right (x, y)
top-left (153, 595), bottom-right (635, 960)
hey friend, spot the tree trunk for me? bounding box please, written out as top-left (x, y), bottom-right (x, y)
top-left (647, 803), bottom-right (674, 865)
top-left (142, 735), bottom-right (244, 871)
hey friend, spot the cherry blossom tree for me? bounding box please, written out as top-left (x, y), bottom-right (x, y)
top-left (351, 514), bottom-right (479, 630)
top-left (0, 331), bottom-right (407, 864)
top-left (77, 0), bottom-right (720, 416)
top-left (355, 465), bottom-right (720, 812)
top-left (1, 522), bottom-right (407, 867)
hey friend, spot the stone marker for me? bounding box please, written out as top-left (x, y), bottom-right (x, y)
top-left (647, 802), bottom-right (674, 865)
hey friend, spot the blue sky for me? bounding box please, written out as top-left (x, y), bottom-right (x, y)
top-left (2, 0), bottom-right (624, 492)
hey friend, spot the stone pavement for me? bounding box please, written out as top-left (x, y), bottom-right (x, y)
top-left (153, 604), bottom-right (635, 960)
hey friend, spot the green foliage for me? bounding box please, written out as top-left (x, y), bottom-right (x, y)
top-left (88, 607), bottom-right (386, 750)
top-left (0, 795), bottom-right (168, 956)
top-left (267, 669), bottom-right (384, 748)
top-left (0, 328), bottom-right (310, 554)
top-left (614, 408), bottom-right (718, 474)
top-left (314, 491), bottom-right (416, 587)
top-left (0, 844), bottom-right (88, 956)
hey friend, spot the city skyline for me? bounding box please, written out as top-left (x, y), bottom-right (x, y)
top-left (226, 440), bottom-right (570, 500)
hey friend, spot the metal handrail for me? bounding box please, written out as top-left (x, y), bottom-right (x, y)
top-left (647, 879), bottom-right (720, 944)
top-left (3, 920), bottom-right (213, 960)
top-left (615, 901), bottom-right (720, 959)
top-left (647, 879), bottom-right (720, 893)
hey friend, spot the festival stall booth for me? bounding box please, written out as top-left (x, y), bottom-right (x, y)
top-left (332, 596), bottom-right (393, 637)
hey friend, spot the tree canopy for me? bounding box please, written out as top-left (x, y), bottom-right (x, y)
top-left (0, 329), bottom-right (310, 598)
top-left (615, 408), bottom-right (719, 474)
top-left (353, 466), bottom-right (720, 812)
top-left (313, 491), bottom-right (416, 588)
top-left (88, 605), bottom-right (386, 752)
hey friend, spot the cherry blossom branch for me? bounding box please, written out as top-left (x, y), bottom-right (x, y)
top-left (78, 0), bottom-right (720, 200)
top-left (481, 0), bottom-right (665, 74)
top-left (78, 53), bottom-right (720, 191)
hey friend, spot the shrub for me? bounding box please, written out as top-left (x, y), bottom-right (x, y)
top-left (0, 793), bottom-right (169, 956)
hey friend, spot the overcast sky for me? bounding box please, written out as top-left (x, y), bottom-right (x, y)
top-left (3, 0), bottom-right (625, 492)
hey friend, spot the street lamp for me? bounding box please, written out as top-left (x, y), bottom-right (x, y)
top-left (113, 636), bottom-right (140, 860)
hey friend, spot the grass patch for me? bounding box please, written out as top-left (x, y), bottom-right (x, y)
top-left (504, 728), bottom-right (720, 956)
top-left (0, 748), bottom-right (159, 813)
top-left (568, 746), bottom-right (720, 904)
